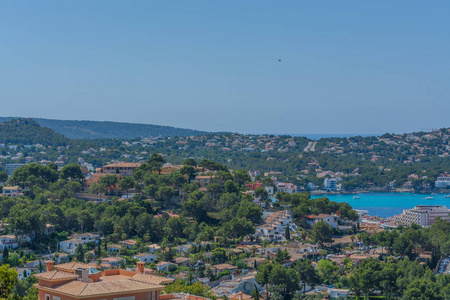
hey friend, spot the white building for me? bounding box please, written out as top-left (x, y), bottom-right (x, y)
top-left (324, 178), bottom-right (338, 191)
top-left (390, 205), bottom-right (450, 227)
top-left (329, 288), bottom-right (350, 299)
top-left (59, 233), bottom-right (101, 254)
top-left (306, 214), bottom-right (339, 229)
top-left (5, 164), bottom-right (25, 176)
top-left (435, 174), bottom-right (450, 188)
top-left (254, 210), bottom-right (297, 242)
top-left (0, 235), bottom-right (19, 250)
top-left (133, 253), bottom-right (157, 263)
top-left (276, 183), bottom-right (297, 194)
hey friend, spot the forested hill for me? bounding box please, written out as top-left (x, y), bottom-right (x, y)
top-left (0, 119), bottom-right (69, 146)
top-left (0, 117), bottom-right (209, 139)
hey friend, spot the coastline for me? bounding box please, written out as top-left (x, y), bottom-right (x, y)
top-left (310, 189), bottom-right (450, 196)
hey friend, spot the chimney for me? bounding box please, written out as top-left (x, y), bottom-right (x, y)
top-left (239, 292), bottom-right (243, 300)
top-left (46, 260), bottom-right (54, 272)
top-left (137, 261), bottom-right (145, 273)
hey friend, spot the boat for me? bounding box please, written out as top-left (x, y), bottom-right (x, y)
top-left (425, 196), bottom-right (434, 200)
top-left (444, 195), bottom-right (450, 198)
top-left (353, 196), bottom-right (361, 199)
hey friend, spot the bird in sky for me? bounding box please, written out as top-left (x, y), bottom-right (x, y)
top-left (278, 59), bottom-right (281, 62)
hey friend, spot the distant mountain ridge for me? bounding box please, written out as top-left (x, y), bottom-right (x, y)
top-left (0, 117), bottom-right (208, 139)
top-left (0, 118), bottom-right (70, 146)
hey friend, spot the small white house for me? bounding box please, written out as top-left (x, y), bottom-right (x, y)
top-left (0, 235), bottom-right (19, 250)
top-left (147, 244), bottom-right (161, 253)
top-left (133, 253), bottom-right (157, 263)
top-left (156, 261), bottom-right (176, 271)
top-left (16, 268), bottom-right (32, 280)
top-left (107, 244), bottom-right (122, 254)
top-left (306, 214), bottom-right (339, 229)
top-left (329, 288), bottom-right (350, 299)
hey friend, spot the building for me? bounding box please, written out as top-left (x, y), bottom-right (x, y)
top-left (436, 174), bottom-right (450, 188)
top-left (193, 175), bottom-right (214, 187)
top-left (390, 205), bottom-right (450, 227)
top-left (276, 182), bottom-right (297, 194)
top-left (254, 210), bottom-right (298, 242)
top-left (1, 186), bottom-right (23, 197)
top-left (0, 235), bottom-right (19, 250)
top-left (245, 182), bottom-right (263, 191)
top-left (306, 214), bottom-right (339, 229)
top-left (329, 288), bottom-right (350, 299)
top-left (101, 256), bottom-right (125, 267)
top-left (102, 162), bottom-right (142, 176)
top-left (59, 233), bottom-right (101, 254)
top-left (5, 163), bottom-right (25, 176)
top-left (134, 253), bottom-right (157, 263)
top-left (324, 178), bottom-right (338, 191)
top-left (34, 260), bottom-right (172, 300)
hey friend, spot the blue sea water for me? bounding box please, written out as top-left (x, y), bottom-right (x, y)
top-left (311, 192), bottom-right (450, 218)
top-left (291, 133), bottom-right (379, 140)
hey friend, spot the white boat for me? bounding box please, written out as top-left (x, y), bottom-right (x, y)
top-left (353, 196), bottom-right (361, 199)
top-left (444, 195), bottom-right (450, 198)
top-left (425, 196), bottom-right (434, 200)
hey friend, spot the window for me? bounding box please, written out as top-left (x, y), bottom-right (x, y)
top-left (45, 295), bottom-right (50, 300)
top-left (114, 297), bottom-right (135, 300)
top-left (53, 297), bottom-right (61, 300)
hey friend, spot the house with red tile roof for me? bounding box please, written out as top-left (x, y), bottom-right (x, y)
top-left (34, 260), bottom-right (172, 300)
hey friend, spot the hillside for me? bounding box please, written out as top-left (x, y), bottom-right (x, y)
top-left (0, 117), bottom-right (208, 139)
top-left (0, 118), bottom-right (69, 146)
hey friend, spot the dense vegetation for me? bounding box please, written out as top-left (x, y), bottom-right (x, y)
top-left (0, 117), bottom-right (209, 139)
top-left (0, 119), bottom-right (69, 146)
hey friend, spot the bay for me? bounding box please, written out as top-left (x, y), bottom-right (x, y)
top-left (311, 192), bottom-right (450, 218)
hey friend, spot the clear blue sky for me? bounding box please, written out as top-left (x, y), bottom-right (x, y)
top-left (1, 1), bottom-right (449, 135)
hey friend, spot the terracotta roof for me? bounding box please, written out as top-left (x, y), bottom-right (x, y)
top-left (55, 262), bottom-right (95, 271)
top-left (46, 279), bottom-right (163, 297)
top-left (103, 162), bottom-right (142, 168)
top-left (34, 270), bottom-right (78, 280)
top-left (211, 263), bottom-right (237, 270)
top-left (131, 273), bottom-right (174, 285)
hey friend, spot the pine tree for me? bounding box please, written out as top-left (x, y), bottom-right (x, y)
top-left (2, 247), bottom-right (9, 263)
top-left (75, 244), bottom-right (85, 263)
top-left (97, 242), bottom-right (101, 257)
top-left (285, 226), bottom-right (290, 241)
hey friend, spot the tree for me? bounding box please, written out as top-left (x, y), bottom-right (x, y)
top-left (254, 187), bottom-right (268, 201)
top-left (0, 171), bottom-right (7, 183)
top-left (180, 166), bottom-right (197, 183)
top-left (233, 169), bottom-right (251, 186)
top-left (98, 175), bottom-right (118, 195)
top-left (256, 263), bottom-right (274, 298)
top-left (158, 186), bottom-right (175, 208)
top-left (317, 259), bottom-right (338, 285)
top-left (211, 248), bottom-right (227, 264)
top-left (296, 259), bottom-right (320, 293)
top-left (0, 264), bottom-right (18, 299)
top-left (268, 263), bottom-right (299, 299)
top-left (148, 153), bottom-right (166, 174)
top-left (309, 220), bottom-right (333, 247)
top-left (183, 158), bottom-right (197, 167)
top-left (75, 243), bottom-right (85, 263)
top-left (285, 226), bottom-right (290, 241)
top-left (251, 283), bottom-right (260, 300)
top-left (274, 249), bottom-right (291, 264)
top-left (59, 164), bottom-right (84, 181)
top-left (119, 176), bottom-right (135, 197)
top-left (2, 247), bottom-right (9, 263)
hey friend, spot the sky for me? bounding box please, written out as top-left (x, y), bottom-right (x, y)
top-left (1, 1), bottom-right (449, 135)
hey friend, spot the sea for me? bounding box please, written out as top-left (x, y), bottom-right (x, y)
top-left (291, 133), bottom-right (379, 140)
top-left (311, 192), bottom-right (450, 218)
